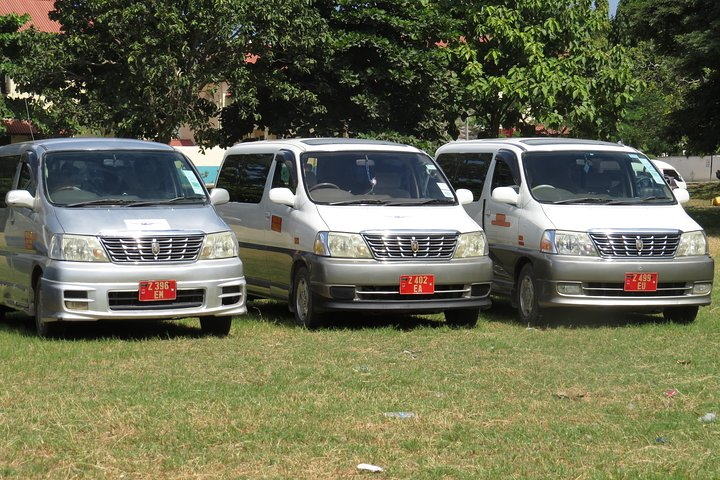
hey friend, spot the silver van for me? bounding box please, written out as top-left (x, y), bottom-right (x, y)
top-left (0, 138), bottom-right (246, 337)
top-left (436, 138), bottom-right (714, 324)
top-left (214, 138), bottom-right (493, 328)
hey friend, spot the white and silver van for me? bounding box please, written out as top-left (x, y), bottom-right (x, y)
top-left (0, 138), bottom-right (246, 337)
top-left (435, 138), bottom-right (714, 324)
top-left (214, 138), bottom-right (493, 327)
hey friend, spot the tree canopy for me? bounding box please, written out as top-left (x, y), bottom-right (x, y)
top-left (8, 1), bottom-right (644, 147)
top-left (615, 0), bottom-right (720, 154)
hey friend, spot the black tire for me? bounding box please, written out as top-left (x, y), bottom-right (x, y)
top-left (444, 308), bottom-right (479, 328)
top-left (663, 306), bottom-right (699, 324)
top-left (199, 316), bottom-right (232, 336)
top-left (516, 264), bottom-right (542, 325)
top-left (292, 266), bottom-right (323, 328)
top-left (34, 276), bottom-right (62, 338)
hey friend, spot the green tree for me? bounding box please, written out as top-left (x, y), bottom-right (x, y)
top-left (616, 0), bottom-right (720, 154)
top-left (14, 0), bottom-right (252, 144)
top-left (444, 0), bottom-right (641, 139)
top-left (218, 0), bottom-right (461, 146)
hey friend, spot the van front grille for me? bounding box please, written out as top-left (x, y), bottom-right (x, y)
top-left (589, 231), bottom-right (680, 258)
top-left (101, 235), bottom-right (204, 263)
top-left (362, 232), bottom-right (457, 260)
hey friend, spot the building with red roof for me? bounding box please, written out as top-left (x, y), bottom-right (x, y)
top-left (0, 0), bottom-right (61, 33)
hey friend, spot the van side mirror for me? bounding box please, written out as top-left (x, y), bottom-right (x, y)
top-left (269, 187), bottom-right (296, 208)
top-left (6, 190), bottom-right (36, 209)
top-left (209, 187), bottom-right (230, 206)
top-left (455, 188), bottom-right (473, 205)
top-left (672, 187), bottom-right (690, 204)
top-left (491, 186), bottom-right (519, 206)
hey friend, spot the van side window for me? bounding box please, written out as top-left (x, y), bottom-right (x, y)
top-left (491, 151), bottom-right (520, 192)
top-left (0, 155), bottom-right (20, 208)
top-left (270, 151), bottom-right (297, 193)
top-left (216, 153), bottom-right (273, 203)
top-left (17, 163), bottom-right (36, 196)
top-left (436, 152), bottom-right (492, 199)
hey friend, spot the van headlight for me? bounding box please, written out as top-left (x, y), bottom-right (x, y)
top-left (677, 230), bottom-right (709, 256)
top-left (314, 232), bottom-right (372, 258)
top-left (454, 231), bottom-right (488, 258)
top-left (49, 234), bottom-right (109, 262)
top-left (200, 232), bottom-right (238, 259)
top-left (541, 230), bottom-right (598, 256)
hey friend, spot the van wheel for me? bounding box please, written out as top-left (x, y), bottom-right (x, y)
top-left (293, 267), bottom-right (323, 328)
top-left (444, 308), bottom-right (479, 328)
top-left (34, 277), bottom-right (62, 338)
top-left (199, 316), bottom-right (232, 336)
top-left (663, 306), bottom-right (698, 324)
top-left (517, 264), bottom-right (542, 325)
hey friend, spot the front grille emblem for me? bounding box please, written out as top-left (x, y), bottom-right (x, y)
top-left (410, 237), bottom-right (419, 256)
top-left (635, 237), bottom-right (644, 252)
top-left (151, 238), bottom-right (160, 258)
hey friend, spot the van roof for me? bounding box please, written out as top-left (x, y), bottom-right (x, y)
top-left (0, 137), bottom-right (174, 155)
top-left (436, 137), bottom-right (638, 154)
top-left (225, 137), bottom-right (422, 154)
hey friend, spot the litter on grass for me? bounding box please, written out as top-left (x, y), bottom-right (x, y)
top-left (383, 411), bottom-right (416, 419)
top-left (699, 412), bottom-right (717, 423)
top-left (357, 463), bottom-right (384, 473)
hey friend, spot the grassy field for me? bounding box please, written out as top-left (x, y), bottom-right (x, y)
top-left (1, 183), bottom-right (720, 479)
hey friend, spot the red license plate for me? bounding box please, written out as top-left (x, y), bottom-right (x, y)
top-left (139, 280), bottom-right (177, 301)
top-left (624, 272), bottom-right (658, 292)
top-left (400, 274), bottom-right (435, 295)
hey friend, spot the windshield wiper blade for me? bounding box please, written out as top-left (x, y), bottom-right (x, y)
top-left (412, 198), bottom-right (456, 205)
top-left (552, 197), bottom-right (612, 205)
top-left (65, 198), bottom-right (139, 207)
top-left (329, 199), bottom-right (390, 205)
top-left (128, 197), bottom-right (202, 207)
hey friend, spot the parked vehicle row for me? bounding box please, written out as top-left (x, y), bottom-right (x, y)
top-left (0, 136), bottom-right (714, 337)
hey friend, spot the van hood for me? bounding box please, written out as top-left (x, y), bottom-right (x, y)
top-left (52, 205), bottom-right (230, 235)
top-left (540, 204), bottom-right (702, 232)
top-left (315, 204), bottom-right (480, 233)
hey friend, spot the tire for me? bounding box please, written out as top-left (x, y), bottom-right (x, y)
top-left (444, 308), bottom-right (479, 328)
top-left (516, 264), bottom-right (542, 325)
top-left (34, 276), bottom-right (62, 338)
top-left (663, 306), bottom-right (698, 324)
top-left (199, 316), bottom-right (232, 336)
top-left (292, 266), bottom-right (323, 328)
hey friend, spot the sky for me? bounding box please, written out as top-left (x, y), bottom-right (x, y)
top-left (609, 0), bottom-right (619, 16)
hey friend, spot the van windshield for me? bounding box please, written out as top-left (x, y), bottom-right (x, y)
top-left (522, 151), bottom-right (676, 204)
top-left (43, 150), bottom-right (208, 206)
top-left (301, 151), bottom-right (457, 205)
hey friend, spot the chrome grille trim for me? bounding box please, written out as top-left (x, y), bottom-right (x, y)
top-left (101, 234), bottom-right (205, 263)
top-left (589, 231), bottom-right (680, 258)
top-left (362, 231), bottom-right (458, 260)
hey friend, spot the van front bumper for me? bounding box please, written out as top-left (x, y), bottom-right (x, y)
top-left (39, 258), bottom-right (246, 322)
top-left (531, 254), bottom-right (714, 309)
top-left (308, 256), bottom-right (493, 313)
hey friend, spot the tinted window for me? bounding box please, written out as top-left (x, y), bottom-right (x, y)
top-left (491, 151), bottom-right (520, 191)
top-left (18, 162), bottom-right (36, 196)
top-left (301, 151), bottom-right (455, 204)
top-left (436, 152), bottom-right (492, 199)
top-left (217, 154), bottom-right (273, 203)
top-left (43, 150), bottom-right (206, 205)
top-left (0, 155), bottom-right (20, 208)
top-left (270, 151), bottom-right (297, 193)
top-left (523, 151), bottom-right (674, 204)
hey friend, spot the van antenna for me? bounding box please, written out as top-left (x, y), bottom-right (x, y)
top-left (24, 97), bottom-right (35, 141)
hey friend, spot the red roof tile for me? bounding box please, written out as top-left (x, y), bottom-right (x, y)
top-left (2, 119), bottom-right (38, 135)
top-left (0, 0), bottom-right (60, 33)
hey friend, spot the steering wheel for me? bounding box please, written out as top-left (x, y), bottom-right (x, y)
top-left (309, 183), bottom-right (341, 192)
top-left (54, 185), bottom-right (82, 192)
top-left (635, 176), bottom-right (654, 189)
top-left (532, 184), bottom-right (556, 191)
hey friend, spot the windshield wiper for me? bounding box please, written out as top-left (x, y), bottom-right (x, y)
top-left (329, 199), bottom-right (390, 205)
top-left (552, 197), bottom-right (612, 205)
top-left (65, 198), bottom-right (141, 207)
top-left (128, 197), bottom-right (203, 207)
top-left (413, 198), bottom-right (456, 205)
